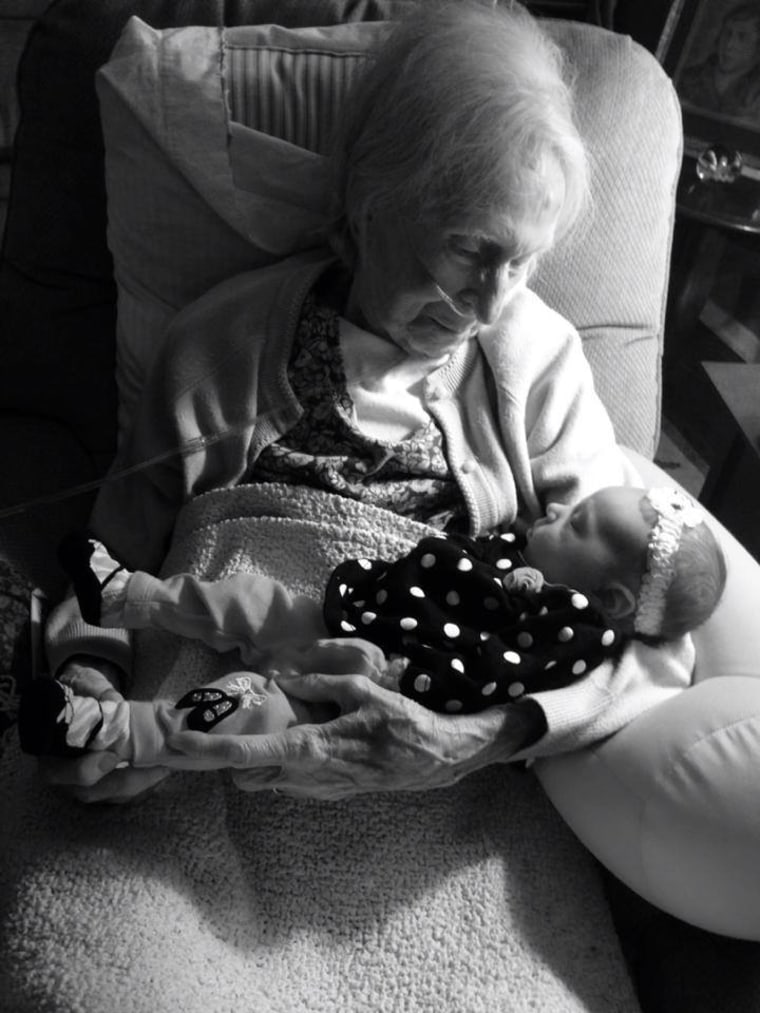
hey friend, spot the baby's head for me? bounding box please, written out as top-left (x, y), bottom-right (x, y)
top-left (522, 486), bottom-right (726, 639)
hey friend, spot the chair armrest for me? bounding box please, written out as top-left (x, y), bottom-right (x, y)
top-left (0, 415), bottom-right (98, 595)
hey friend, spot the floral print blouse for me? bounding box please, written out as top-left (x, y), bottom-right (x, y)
top-left (252, 294), bottom-right (465, 529)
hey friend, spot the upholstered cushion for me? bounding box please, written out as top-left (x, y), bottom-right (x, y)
top-left (96, 15), bottom-right (681, 449)
top-left (97, 19), bottom-right (383, 432)
top-left (530, 26), bottom-right (681, 456)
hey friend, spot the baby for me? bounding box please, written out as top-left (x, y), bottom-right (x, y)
top-left (19, 486), bottom-right (726, 766)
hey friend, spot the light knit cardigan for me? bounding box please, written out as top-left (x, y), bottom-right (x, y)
top-left (47, 249), bottom-right (639, 680)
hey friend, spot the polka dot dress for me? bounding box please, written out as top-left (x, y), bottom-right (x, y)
top-left (323, 531), bottom-right (623, 714)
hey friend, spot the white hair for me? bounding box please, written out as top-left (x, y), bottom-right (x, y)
top-left (330, 0), bottom-right (589, 249)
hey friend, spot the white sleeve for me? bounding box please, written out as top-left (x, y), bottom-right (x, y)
top-left (479, 287), bottom-right (640, 518)
top-left (509, 635), bottom-right (695, 763)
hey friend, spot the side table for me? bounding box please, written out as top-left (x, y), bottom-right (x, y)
top-left (699, 362), bottom-right (760, 563)
top-left (666, 156), bottom-right (760, 364)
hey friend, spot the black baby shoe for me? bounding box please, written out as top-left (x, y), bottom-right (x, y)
top-left (18, 677), bottom-right (89, 758)
top-left (58, 531), bottom-right (124, 626)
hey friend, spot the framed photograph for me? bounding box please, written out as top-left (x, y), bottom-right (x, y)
top-left (658, 0), bottom-right (760, 166)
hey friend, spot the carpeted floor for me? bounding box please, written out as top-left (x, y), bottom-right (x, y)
top-left (0, 560), bottom-right (34, 762)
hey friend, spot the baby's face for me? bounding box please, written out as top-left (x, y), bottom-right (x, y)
top-left (523, 486), bottom-right (650, 594)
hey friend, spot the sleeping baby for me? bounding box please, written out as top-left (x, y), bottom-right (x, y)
top-left (19, 486), bottom-right (725, 767)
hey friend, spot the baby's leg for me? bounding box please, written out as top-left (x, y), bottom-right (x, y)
top-left (19, 670), bottom-right (318, 769)
top-left (58, 532), bottom-right (129, 625)
top-left (59, 533), bottom-right (325, 660)
top-left (18, 677), bottom-right (132, 760)
top-left (128, 670), bottom-right (317, 767)
top-left (111, 571), bottom-right (323, 664)
top-left (65, 553), bottom-right (324, 668)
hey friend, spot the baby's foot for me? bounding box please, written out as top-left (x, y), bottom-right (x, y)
top-left (58, 532), bottom-right (128, 625)
top-left (18, 677), bottom-right (96, 757)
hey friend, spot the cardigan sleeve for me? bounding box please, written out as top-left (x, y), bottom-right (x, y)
top-left (90, 265), bottom-right (303, 574)
top-left (521, 327), bottom-right (640, 508)
top-left (478, 287), bottom-right (640, 518)
top-left (510, 634), bottom-right (695, 762)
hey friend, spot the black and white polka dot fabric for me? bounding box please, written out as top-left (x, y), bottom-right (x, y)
top-left (323, 532), bottom-right (623, 715)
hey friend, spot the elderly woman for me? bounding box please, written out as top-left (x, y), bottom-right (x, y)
top-left (43, 0), bottom-right (655, 802)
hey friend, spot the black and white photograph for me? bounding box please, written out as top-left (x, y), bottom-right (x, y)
top-left (2, 3), bottom-right (760, 1013)
top-left (662, 0), bottom-right (760, 157)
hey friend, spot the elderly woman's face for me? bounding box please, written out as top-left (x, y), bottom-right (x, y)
top-left (345, 209), bottom-right (558, 359)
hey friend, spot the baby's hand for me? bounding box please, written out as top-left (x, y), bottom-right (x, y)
top-left (501, 566), bottom-right (544, 594)
top-left (263, 637), bottom-right (387, 679)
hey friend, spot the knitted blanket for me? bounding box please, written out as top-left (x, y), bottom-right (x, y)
top-left (0, 484), bottom-right (640, 1013)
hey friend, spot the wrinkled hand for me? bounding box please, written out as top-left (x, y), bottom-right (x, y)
top-left (167, 673), bottom-right (542, 800)
top-left (38, 752), bottom-right (171, 804)
top-left (36, 656), bottom-right (170, 804)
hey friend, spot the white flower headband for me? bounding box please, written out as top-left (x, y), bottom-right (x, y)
top-left (634, 487), bottom-right (705, 637)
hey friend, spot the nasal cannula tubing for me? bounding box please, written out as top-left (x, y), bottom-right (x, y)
top-left (0, 263), bottom-right (492, 526)
top-left (0, 333), bottom-right (438, 524)
top-left (0, 410), bottom-right (280, 523)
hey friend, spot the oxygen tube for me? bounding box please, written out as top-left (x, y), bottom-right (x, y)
top-left (0, 326), bottom-right (422, 524)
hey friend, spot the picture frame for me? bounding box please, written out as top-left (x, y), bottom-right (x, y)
top-left (658, 0), bottom-right (760, 167)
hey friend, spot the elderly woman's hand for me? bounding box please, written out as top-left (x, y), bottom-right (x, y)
top-left (38, 754), bottom-right (171, 804)
top-left (166, 673), bottom-right (545, 800)
top-left (36, 656), bottom-right (171, 804)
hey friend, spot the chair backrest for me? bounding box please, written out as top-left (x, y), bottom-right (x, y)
top-left (531, 21), bottom-right (682, 457)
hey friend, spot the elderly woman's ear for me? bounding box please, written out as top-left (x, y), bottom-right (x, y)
top-left (328, 214), bottom-right (359, 269)
top-left (328, 207), bottom-right (376, 270)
